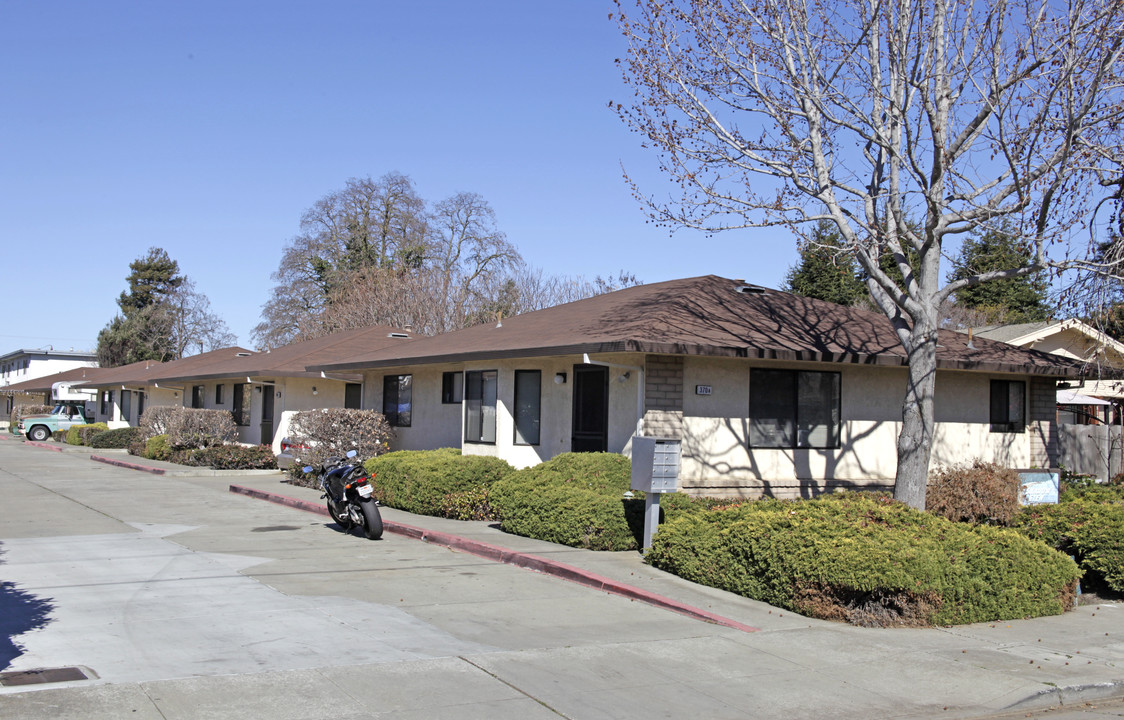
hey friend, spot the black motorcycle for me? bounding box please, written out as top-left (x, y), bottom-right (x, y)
top-left (304, 450), bottom-right (383, 540)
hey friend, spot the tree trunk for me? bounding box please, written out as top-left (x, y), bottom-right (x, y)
top-left (894, 324), bottom-right (938, 509)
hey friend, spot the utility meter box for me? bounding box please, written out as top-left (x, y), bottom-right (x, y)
top-left (631, 436), bottom-right (681, 493)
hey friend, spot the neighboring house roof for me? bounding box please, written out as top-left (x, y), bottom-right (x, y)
top-left (75, 350), bottom-right (252, 389)
top-left (0, 348), bottom-right (97, 363)
top-left (311, 275), bottom-right (1080, 376)
top-left (0, 365), bottom-right (112, 395)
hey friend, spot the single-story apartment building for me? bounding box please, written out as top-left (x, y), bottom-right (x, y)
top-left (311, 275), bottom-right (1080, 499)
top-left (77, 327), bottom-right (414, 450)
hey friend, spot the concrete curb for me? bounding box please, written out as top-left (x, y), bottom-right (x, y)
top-left (23, 440), bottom-right (62, 453)
top-left (91, 454), bottom-right (166, 474)
top-left (229, 483), bottom-right (760, 634)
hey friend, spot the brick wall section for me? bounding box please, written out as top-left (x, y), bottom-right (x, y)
top-left (1029, 377), bottom-right (1059, 467)
top-left (643, 355), bottom-right (683, 438)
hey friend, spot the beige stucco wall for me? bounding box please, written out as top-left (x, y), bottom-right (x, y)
top-left (675, 357), bottom-right (1038, 498)
top-left (362, 364), bottom-right (466, 454)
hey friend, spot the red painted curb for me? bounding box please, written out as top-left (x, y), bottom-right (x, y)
top-left (91, 455), bottom-right (166, 475)
top-left (24, 440), bottom-right (62, 453)
top-left (229, 483), bottom-right (759, 634)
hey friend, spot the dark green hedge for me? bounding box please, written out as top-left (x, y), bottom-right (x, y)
top-left (364, 448), bottom-right (514, 518)
top-left (646, 493), bottom-right (1080, 627)
top-left (486, 452), bottom-right (712, 551)
top-left (1012, 500), bottom-right (1124, 594)
top-left (88, 427), bottom-right (145, 449)
top-left (187, 445), bottom-right (278, 470)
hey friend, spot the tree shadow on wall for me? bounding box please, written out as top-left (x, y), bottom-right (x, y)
top-left (0, 544), bottom-right (55, 671)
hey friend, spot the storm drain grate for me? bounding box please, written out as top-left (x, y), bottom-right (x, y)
top-left (0, 667), bottom-right (91, 686)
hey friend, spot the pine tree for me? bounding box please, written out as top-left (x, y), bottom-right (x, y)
top-left (783, 222), bottom-right (867, 306)
top-left (947, 226), bottom-right (1051, 324)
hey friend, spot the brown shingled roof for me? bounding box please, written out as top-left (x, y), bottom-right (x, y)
top-left (311, 275), bottom-right (1081, 377)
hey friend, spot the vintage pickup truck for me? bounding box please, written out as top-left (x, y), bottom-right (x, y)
top-left (16, 381), bottom-right (96, 441)
top-left (17, 402), bottom-right (92, 441)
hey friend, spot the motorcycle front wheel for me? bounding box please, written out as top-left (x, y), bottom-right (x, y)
top-left (327, 498), bottom-right (353, 530)
top-left (359, 499), bottom-right (383, 540)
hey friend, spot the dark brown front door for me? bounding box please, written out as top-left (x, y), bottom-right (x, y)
top-left (260, 387), bottom-right (275, 445)
top-left (571, 365), bottom-right (609, 452)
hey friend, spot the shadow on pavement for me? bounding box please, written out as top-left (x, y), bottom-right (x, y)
top-left (0, 544), bottom-right (54, 671)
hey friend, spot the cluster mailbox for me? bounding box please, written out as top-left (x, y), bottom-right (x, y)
top-left (630, 437), bottom-right (681, 493)
top-left (630, 436), bottom-right (682, 550)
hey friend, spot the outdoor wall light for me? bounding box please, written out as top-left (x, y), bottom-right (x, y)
top-left (617, 371), bottom-right (631, 383)
top-left (312, 386), bottom-right (318, 395)
top-left (554, 372), bottom-right (567, 384)
top-left (275, 391), bottom-right (281, 398)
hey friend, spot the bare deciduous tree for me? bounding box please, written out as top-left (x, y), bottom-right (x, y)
top-left (615, 0), bottom-right (1124, 507)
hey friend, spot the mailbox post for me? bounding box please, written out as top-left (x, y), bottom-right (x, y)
top-left (630, 436), bottom-right (681, 550)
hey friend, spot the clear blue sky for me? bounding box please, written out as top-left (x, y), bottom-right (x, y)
top-left (0, 1), bottom-right (792, 353)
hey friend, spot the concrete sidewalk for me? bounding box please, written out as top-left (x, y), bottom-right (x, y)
top-left (7, 435), bottom-right (1124, 718)
top-left (216, 468), bottom-right (1124, 717)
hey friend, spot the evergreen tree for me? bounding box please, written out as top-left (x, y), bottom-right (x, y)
top-left (947, 227), bottom-right (1051, 324)
top-left (783, 222), bottom-right (867, 306)
top-left (96, 247), bottom-right (186, 367)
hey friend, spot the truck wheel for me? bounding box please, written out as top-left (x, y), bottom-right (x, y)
top-left (27, 425), bottom-right (50, 442)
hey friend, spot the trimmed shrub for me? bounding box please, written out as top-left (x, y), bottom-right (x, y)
top-left (186, 445), bottom-right (278, 470)
top-left (66, 423), bottom-right (109, 446)
top-left (926, 460), bottom-right (1021, 525)
top-left (1060, 483), bottom-right (1124, 505)
top-left (166, 408), bottom-right (237, 449)
top-left (287, 408), bottom-right (394, 473)
top-left (364, 448), bottom-right (514, 518)
top-left (139, 405), bottom-right (182, 437)
top-left (88, 427), bottom-right (145, 449)
top-left (1012, 500), bottom-right (1124, 594)
top-left (646, 492), bottom-right (1080, 627)
top-left (52, 430), bottom-right (68, 442)
top-left (488, 453), bottom-right (648, 550)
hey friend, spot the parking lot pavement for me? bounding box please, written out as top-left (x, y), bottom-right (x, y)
top-left (1, 438), bottom-right (1122, 719)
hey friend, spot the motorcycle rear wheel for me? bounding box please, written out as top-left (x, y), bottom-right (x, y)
top-left (327, 499), bottom-right (353, 530)
top-left (359, 499), bottom-right (383, 540)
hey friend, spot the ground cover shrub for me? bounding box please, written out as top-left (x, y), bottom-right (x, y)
top-left (488, 452), bottom-right (641, 550)
top-left (287, 408), bottom-right (393, 476)
top-left (88, 427), bottom-right (144, 449)
top-left (1060, 483), bottom-right (1124, 505)
top-left (1012, 500), bottom-right (1124, 595)
top-left (363, 448), bottom-right (513, 518)
top-left (186, 445), bottom-right (278, 470)
top-left (66, 423), bottom-right (109, 446)
top-left (646, 492), bottom-right (1080, 627)
top-left (136, 434), bottom-right (192, 463)
top-left (926, 460), bottom-right (1021, 525)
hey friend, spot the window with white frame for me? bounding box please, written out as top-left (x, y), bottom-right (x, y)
top-left (464, 370), bottom-right (497, 443)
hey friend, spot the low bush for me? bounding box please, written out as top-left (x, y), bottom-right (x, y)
top-left (1060, 483), bottom-right (1124, 505)
top-left (143, 434), bottom-right (174, 461)
top-left (186, 445), bottom-right (278, 470)
top-left (66, 423), bottom-right (109, 446)
top-left (88, 427), bottom-right (145, 449)
top-left (52, 430), bottom-right (68, 442)
top-left (364, 448), bottom-right (513, 518)
top-left (287, 408), bottom-right (394, 474)
top-left (1012, 500), bottom-right (1124, 595)
top-left (926, 460), bottom-right (1021, 525)
top-left (646, 492), bottom-right (1080, 627)
top-left (488, 453), bottom-right (652, 550)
